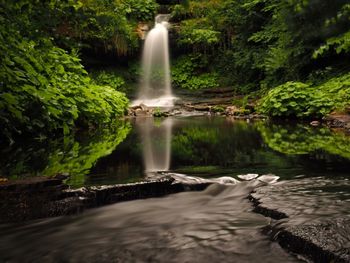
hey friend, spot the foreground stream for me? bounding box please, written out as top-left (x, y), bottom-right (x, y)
top-left (1, 116), bottom-right (349, 262)
top-left (0, 180), bottom-right (300, 262)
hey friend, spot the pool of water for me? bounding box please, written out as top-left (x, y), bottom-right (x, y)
top-left (5, 115), bottom-right (346, 187)
top-left (1, 116), bottom-right (349, 262)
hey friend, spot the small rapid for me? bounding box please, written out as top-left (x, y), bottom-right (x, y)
top-left (0, 175), bottom-right (300, 263)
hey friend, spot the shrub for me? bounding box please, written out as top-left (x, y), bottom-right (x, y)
top-left (257, 73), bottom-right (350, 118)
top-left (90, 70), bottom-right (126, 91)
top-left (172, 55), bottom-right (219, 90)
top-left (0, 18), bottom-right (129, 143)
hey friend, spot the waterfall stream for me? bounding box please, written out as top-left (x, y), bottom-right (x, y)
top-left (132, 14), bottom-right (176, 107)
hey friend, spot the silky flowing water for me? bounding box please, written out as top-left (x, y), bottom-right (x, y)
top-left (1, 116), bottom-right (350, 262)
top-left (0, 181), bottom-right (300, 263)
top-left (132, 14), bottom-right (176, 107)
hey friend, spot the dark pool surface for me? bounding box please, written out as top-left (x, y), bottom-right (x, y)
top-left (3, 116), bottom-right (350, 187)
top-left (0, 116), bottom-right (349, 262)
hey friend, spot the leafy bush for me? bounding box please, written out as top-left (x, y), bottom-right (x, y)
top-left (178, 19), bottom-right (220, 47)
top-left (123, 0), bottom-right (159, 21)
top-left (172, 55), bottom-right (219, 90)
top-left (258, 82), bottom-right (318, 118)
top-left (0, 16), bottom-right (129, 143)
top-left (318, 73), bottom-right (350, 111)
top-left (90, 70), bottom-right (126, 91)
top-left (258, 74), bottom-right (350, 118)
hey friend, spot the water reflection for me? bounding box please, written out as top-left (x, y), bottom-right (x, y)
top-left (135, 117), bottom-right (172, 174)
top-left (1, 117), bottom-right (350, 186)
top-left (170, 118), bottom-right (350, 178)
top-left (0, 122), bottom-right (131, 187)
top-left (258, 122), bottom-right (350, 159)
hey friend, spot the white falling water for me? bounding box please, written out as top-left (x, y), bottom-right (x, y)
top-left (132, 14), bottom-right (176, 107)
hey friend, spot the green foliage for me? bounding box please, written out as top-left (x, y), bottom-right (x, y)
top-left (258, 73), bottom-right (350, 118)
top-left (68, 0), bottom-right (158, 55)
top-left (0, 7), bottom-right (129, 142)
top-left (172, 127), bottom-right (219, 164)
top-left (123, 0), bottom-right (159, 21)
top-left (171, 119), bottom-right (276, 167)
top-left (1, 0), bottom-right (158, 56)
top-left (178, 19), bottom-right (220, 47)
top-left (179, 28), bottom-right (220, 46)
top-left (313, 31), bottom-right (350, 59)
top-left (232, 95), bottom-right (250, 109)
top-left (173, 0), bottom-right (350, 96)
top-left (54, 0), bottom-right (157, 55)
top-left (313, 4), bottom-right (350, 58)
top-left (258, 123), bottom-right (350, 159)
top-left (90, 70), bottom-right (126, 91)
top-left (172, 55), bottom-right (219, 90)
top-left (258, 82), bottom-right (319, 118)
top-left (211, 106), bottom-right (225, 113)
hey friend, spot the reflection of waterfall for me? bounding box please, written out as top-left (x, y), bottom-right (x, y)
top-left (132, 14), bottom-right (176, 107)
top-left (136, 117), bottom-right (172, 174)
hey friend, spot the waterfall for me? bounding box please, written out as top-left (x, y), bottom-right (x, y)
top-left (132, 14), bottom-right (176, 107)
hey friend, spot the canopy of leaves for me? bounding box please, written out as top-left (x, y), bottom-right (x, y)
top-left (171, 0), bottom-right (350, 99)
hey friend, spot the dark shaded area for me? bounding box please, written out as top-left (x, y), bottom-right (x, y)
top-left (156, 0), bottom-right (182, 4)
top-left (0, 175), bottom-right (210, 223)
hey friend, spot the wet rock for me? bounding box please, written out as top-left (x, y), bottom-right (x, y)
top-left (129, 104), bottom-right (153, 117)
top-left (135, 109), bottom-right (150, 116)
top-left (248, 194), bottom-right (288, 220)
top-left (189, 104), bottom-right (212, 111)
top-left (136, 23), bottom-right (149, 40)
top-left (139, 103), bottom-right (149, 111)
top-left (225, 105), bottom-right (239, 116)
top-left (0, 178), bottom-right (8, 184)
top-left (0, 176), bottom-right (69, 222)
top-left (224, 106), bottom-right (251, 117)
top-left (324, 114), bottom-right (350, 133)
top-left (169, 109), bottom-right (182, 115)
top-left (310, 120), bottom-right (320, 126)
top-left (0, 176), bottom-right (212, 223)
top-left (278, 218), bottom-right (350, 263)
top-left (249, 178), bottom-right (350, 262)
